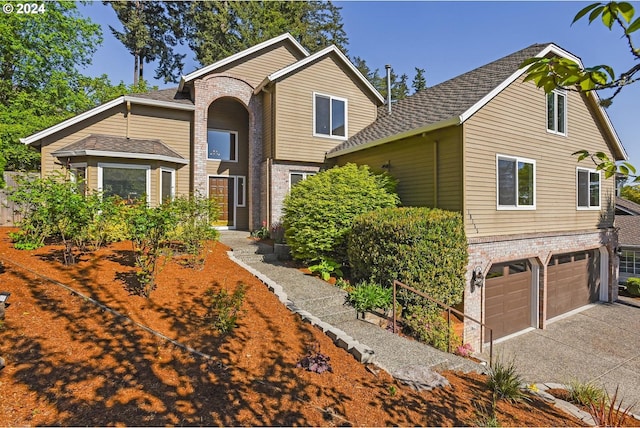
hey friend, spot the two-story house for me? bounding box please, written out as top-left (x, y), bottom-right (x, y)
top-left (327, 43), bottom-right (627, 346)
top-left (21, 33), bottom-right (384, 230)
top-left (22, 34), bottom-right (628, 350)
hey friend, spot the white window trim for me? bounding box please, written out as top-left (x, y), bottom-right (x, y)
top-left (496, 154), bottom-right (537, 211)
top-left (546, 89), bottom-right (567, 136)
top-left (576, 167), bottom-right (601, 210)
top-left (97, 162), bottom-right (151, 205)
top-left (69, 162), bottom-right (87, 183)
top-left (159, 167), bottom-right (176, 202)
top-left (207, 128), bottom-right (239, 163)
top-left (289, 171), bottom-right (316, 190)
top-left (236, 176), bottom-right (246, 208)
top-left (312, 92), bottom-right (348, 140)
top-left (206, 174), bottom-right (246, 230)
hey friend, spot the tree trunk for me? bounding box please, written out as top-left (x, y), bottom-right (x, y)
top-left (134, 54), bottom-right (140, 86)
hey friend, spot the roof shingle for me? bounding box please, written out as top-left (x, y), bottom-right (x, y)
top-left (52, 134), bottom-right (185, 160)
top-left (129, 87), bottom-right (193, 105)
top-left (329, 43), bottom-right (551, 155)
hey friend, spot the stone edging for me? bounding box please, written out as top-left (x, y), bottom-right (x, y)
top-left (530, 382), bottom-right (640, 426)
top-left (226, 251), bottom-right (376, 364)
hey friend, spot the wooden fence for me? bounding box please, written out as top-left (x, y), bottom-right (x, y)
top-left (0, 172), bottom-right (38, 226)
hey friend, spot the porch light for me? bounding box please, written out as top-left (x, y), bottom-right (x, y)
top-left (473, 266), bottom-right (484, 288)
top-left (615, 247), bottom-right (623, 257)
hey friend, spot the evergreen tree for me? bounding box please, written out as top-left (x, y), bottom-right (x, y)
top-left (412, 67), bottom-right (427, 93)
top-left (105, 1), bottom-right (188, 84)
top-left (186, 1), bottom-right (348, 66)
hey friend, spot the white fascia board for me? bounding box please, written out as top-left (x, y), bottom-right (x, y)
top-left (21, 97), bottom-right (125, 145)
top-left (123, 96), bottom-right (195, 111)
top-left (255, 45), bottom-right (385, 104)
top-left (181, 33), bottom-right (309, 86)
top-left (52, 149), bottom-right (190, 165)
top-left (326, 116), bottom-right (460, 159)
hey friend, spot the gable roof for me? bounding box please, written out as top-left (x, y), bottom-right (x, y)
top-left (178, 33), bottom-right (309, 91)
top-left (51, 134), bottom-right (188, 165)
top-left (327, 43), bottom-right (627, 159)
top-left (616, 196), bottom-right (640, 215)
top-left (21, 91), bottom-right (194, 146)
top-left (254, 45), bottom-right (385, 104)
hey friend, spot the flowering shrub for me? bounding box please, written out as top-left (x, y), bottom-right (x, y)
top-left (454, 343), bottom-right (474, 358)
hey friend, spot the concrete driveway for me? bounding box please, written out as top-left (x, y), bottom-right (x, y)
top-left (492, 300), bottom-right (640, 409)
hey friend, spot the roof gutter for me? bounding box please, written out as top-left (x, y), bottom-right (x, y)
top-left (326, 116), bottom-right (461, 159)
top-left (51, 149), bottom-right (190, 165)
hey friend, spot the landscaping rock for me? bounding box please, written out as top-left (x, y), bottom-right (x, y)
top-left (0, 356), bottom-right (5, 370)
top-left (391, 365), bottom-right (450, 391)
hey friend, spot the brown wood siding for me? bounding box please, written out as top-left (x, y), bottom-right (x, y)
top-left (38, 103), bottom-right (192, 206)
top-left (274, 54), bottom-right (379, 163)
top-left (463, 77), bottom-right (616, 238)
top-left (206, 98), bottom-right (249, 177)
top-left (335, 126), bottom-right (463, 210)
top-left (215, 42), bottom-right (302, 88)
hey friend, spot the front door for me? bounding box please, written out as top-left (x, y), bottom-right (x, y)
top-left (209, 177), bottom-right (234, 228)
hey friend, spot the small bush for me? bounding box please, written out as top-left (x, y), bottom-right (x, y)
top-left (346, 281), bottom-right (392, 313)
top-left (589, 386), bottom-right (635, 427)
top-left (283, 163), bottom-right (399, 263)
top-left (348, 207), bottom-right (467, 308)
top-left (626, 278), bottom-right (640, 296)
top-left (205, 283), bottom-right (247, 335)
top-left (403, 304), bottom-right (460, 352)
top-left (296, 343), bottom-right (333, 374)
top-left (487, 358), bottom-right (526, 403)
top-left (308, 258), bottom-right (343, 281)
top-left (168, 195), bottom-right (219, 268)
top-left (568, 380), bottom-right (605, 407)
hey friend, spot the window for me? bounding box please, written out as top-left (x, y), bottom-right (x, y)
top-left (577, 168), bottom-right (600, 209)
top-left (207, 129), bottom-right (237, 161)
top-left (547, 90), bottom-right (566, 135)
top-left (69, 163), bottom-right (87, 196)
top-left (159, 168), bottom-right (175, 203)
top-left (620, 250), bottom-right (640, 275)
top-left (98, 163), bottom-right (150, 204)
top-left (290, 172), bottom-right (316, 189)
top-left (314, 93), bottom-right (346, 138)
top-left (236, 176), bottom-right (245, 207)
top-left (497, 155), bottom-right (535, 209)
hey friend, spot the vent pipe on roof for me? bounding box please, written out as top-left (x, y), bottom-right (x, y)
top-left (385, 64), bottom-right (392, 114)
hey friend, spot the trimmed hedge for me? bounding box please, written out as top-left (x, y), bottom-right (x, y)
top-left (627, 277), bottom-right (640, 296)
top-left (348, 207), bottom-right (467, 307)
top-left (282, 163), bottom-right (399, 263)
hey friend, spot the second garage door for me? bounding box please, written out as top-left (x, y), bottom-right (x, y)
top-left (546, 250), bottom-right (600, 320)
top-left (485, 260), bottom-right (533, 340)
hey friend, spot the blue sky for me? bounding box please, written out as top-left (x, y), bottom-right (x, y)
top-left (79, 1), bottom-right (639, 170)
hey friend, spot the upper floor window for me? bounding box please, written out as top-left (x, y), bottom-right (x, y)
top-left (497, 155), bottom-right (536, 209)
top-left (314, 93), bottom-right (346, 138)
top-left (207, 129), bottom-right (237, 161)
top-left (547, 90), bottom-right (566, 135)
top-left (577, 167), bottom-right (600, 209)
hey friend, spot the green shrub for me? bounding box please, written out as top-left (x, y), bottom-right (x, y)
top-left (348, 207), bottom-right (467, 307)
top-left (205, 283), bottom-right (247, 334)
top-left (403, 304), bottom-right (460, 352)
top-left (626, 277), bottom-right (640, 296)
top-left (346, 281), bottom-right (392, 313)
top-left (308, 258), bottom-right (343, 281)
top-left (568, 380), bottom-right (605, 407)
top-left (487, 357), bottom-right (526, 403)
top-left (282, 163), bottom-right (399, 263)
top-left (168, 194), bottom-right (219, 268)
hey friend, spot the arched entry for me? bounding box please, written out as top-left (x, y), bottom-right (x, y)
top-left (206, 97), bottom-right (249, 229)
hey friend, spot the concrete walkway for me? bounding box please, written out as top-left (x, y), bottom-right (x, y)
top-left (492, 301), bottom-right (640, 410)
top-left (219, 230), bottom-right (484, 379)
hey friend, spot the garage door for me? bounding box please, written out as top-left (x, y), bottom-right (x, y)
top-left (485, 260), bottom-right (533, 340)
top-left (546, 250), bottom-right (600, 320)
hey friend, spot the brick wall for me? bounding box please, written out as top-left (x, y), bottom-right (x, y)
top-left (463, 228), bottom-right (617, 350)
top-left (193, 74), bottom-right (263, 229)
top-left (269, 162), bottom-right (321, 224)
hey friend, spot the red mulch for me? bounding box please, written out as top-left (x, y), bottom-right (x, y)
top-left (0, 228), bottom-right (586, 426)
